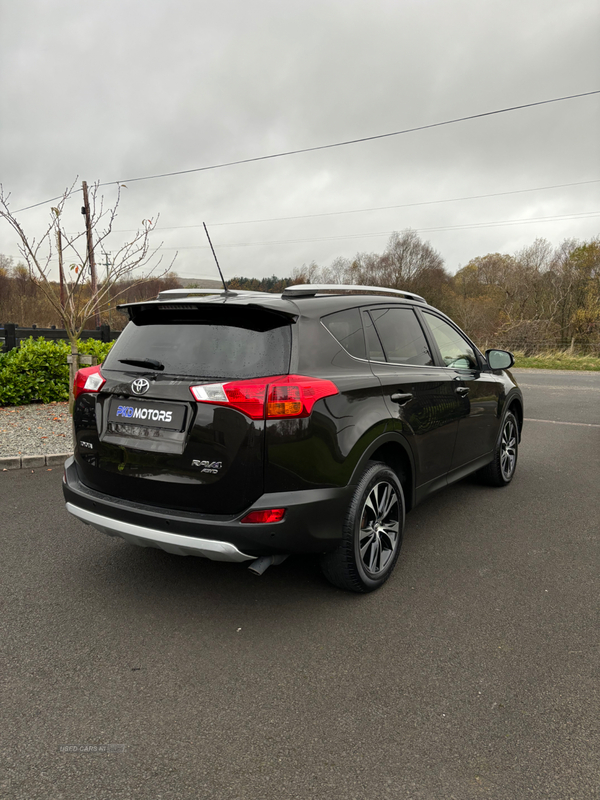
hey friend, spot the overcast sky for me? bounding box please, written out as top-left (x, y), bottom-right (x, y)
top-left (1, 0), bottom-right (599, 284)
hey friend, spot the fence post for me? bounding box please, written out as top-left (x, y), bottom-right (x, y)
top-left (100, 324), bottom-right (110, 343)
top-left (3, 323), bottom-right (17, 353)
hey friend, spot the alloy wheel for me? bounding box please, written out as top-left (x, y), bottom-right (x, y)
top-left (359, 481), bottom-right (400, 575)
top-left (500, 417), bottom-right (517, 480)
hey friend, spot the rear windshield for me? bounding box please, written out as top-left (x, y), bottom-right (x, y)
top-left (104, 306), bottom-right (292, 380)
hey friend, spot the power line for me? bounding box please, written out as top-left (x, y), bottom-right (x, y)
top-left (210, 180), bottom-right (600, 227)
top-left (103, 91), bottom-right (600, 187)
top-left (6, 209), bottom-right (595, 261)
top-left (111, 179), bottom-right (599, 232)
top-left (153, 211), bottom-right (600, 250)
top-left (12, 90), bottom-right (600, 213)
top-left (4, 210), bottom-right (598, 274)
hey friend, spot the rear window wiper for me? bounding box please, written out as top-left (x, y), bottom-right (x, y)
top-left (118, 358), bottom-right (164, 371)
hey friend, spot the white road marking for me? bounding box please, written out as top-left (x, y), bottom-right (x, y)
top-left (525, 418), bottom-right (600, 428)
top-left (518, 384), bottom-right (600, 391)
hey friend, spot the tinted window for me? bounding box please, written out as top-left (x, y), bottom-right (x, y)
top-left (363, 311), bottom-right (385, 361)
top-left (104, 311), bottom-right (291, 380)
top-left (422, 312), bottom-right (478, 369)
top-left (322, 308), bottom-right (366, 359)
top-left (369, 308), bottom-right (433, 366)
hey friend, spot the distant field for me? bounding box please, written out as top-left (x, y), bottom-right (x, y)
top-left (513, 351), bottom-right (600, 371)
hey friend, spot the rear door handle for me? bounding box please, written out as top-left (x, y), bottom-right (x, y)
top-left (455, 386), bottom-right (470, 396)
top-left (390, 392), bottom-right (413, 405)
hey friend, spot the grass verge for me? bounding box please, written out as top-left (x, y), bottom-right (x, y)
top-left (512, 350), bottom-right (600, 371)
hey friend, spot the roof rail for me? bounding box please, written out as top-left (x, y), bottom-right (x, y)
top-left (157, 288), bottom-right (270, 301)
top-left (282, 284), bottom-right (427, 304)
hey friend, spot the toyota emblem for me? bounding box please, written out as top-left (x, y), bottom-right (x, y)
top-left (131, 378), bottom-right (150, 395)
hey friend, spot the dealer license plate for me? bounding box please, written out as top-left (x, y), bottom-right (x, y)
top-left (107, 398), bottom-right (186, 431)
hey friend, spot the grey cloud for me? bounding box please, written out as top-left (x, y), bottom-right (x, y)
top-left (1, 0), bottom-right (598, 280)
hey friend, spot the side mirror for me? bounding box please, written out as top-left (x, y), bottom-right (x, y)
top-left (486, 349), bottom-right (514, 370)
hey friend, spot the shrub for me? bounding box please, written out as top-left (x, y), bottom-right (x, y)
top-left (0, 337), bottom-right (114, 406)
top-left (76, 338), bottom-right (114, 363)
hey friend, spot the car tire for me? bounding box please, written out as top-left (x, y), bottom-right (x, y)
top-left (478, 410), bottom-right (519, 487)
top-left (320, 461), bottom-right (405, 593)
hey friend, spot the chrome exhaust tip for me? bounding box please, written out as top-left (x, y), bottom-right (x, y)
top-left (248, 554), bottom-right (289, 576)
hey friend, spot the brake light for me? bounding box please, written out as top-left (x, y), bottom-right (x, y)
top-left (241, 508), bottom-right (286, 524)
top-left (73, 365), bottom-right (106, 400)
top-left (189, 374), bottom-right (338, 419)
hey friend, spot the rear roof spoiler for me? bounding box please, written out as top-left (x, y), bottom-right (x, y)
top-left (156, 288), bottom-right (272, 301)
top-left (117, 291), bottom-right (298, 322)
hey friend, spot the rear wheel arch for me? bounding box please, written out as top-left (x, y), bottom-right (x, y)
top-left (350, 434), bottom-right (415, 511)
top-left (506, 395), bottom-right (523, 441)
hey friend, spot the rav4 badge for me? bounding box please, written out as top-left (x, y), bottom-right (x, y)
top-left (191, 459), bottom-right (223, 474)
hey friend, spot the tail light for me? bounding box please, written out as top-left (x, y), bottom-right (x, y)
top-left (73, 365), bottom-right (106, 400)
top-left (190, 374), bottom-right (338, 420)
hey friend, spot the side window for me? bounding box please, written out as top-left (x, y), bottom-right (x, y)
top-left (422, 312), bottom-right (478, 369)
top-left (362, 310), bottom-right (385, 361)
top-left (321, 308), bottom-right (366, 359)
top-left (369, 308), bottom-right (434, 366)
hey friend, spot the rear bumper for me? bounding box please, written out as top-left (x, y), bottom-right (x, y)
top-left (63, 457), bottom-right (351, 560)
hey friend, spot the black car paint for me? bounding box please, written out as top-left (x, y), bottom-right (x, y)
top-left (63, 292), bottom-right (523, 558)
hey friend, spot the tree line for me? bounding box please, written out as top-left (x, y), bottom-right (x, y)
top-left (2, 229), bottom-right (599, 353)
top-left (0, 256), bottom-right (181, 332)
top-left (230, 230), bottom-right (600, 354)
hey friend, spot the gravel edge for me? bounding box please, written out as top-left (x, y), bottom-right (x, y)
top-left (0, 401), bottom-right (72, 463)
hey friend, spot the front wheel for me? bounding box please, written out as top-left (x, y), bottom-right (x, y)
top-left (478, 410), bottom-right (519, 487)
top-left (320, 462), bottom-right (405, 593)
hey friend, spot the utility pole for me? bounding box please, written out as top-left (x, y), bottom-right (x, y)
top-left (81, 180), bottom-right (100, 328)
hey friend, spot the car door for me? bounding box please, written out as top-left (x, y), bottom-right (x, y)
top-left (418, 310), bottom-right (505, 470)
top-left (363, 306), bottom-right (463, 489)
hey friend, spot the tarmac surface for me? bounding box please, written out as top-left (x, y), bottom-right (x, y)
top-left (1, 370), bottom-right (599, 799)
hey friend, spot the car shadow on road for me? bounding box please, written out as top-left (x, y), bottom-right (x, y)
top-left (71, 475), bottom-right (486, 612)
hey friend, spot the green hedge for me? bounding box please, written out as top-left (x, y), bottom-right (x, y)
top-left (0, 337), bottom-right (114, 406)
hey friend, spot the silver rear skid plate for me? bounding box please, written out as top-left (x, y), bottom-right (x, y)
top-left (65, 503), bottom-right (255, 562)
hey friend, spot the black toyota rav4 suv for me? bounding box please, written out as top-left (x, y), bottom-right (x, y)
top-left (63, 284), bottom-right (523, 592)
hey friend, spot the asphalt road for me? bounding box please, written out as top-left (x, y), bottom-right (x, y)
top-left (1, 370), bottom-right (599, 800)
top-left (515, 368), bottom-right (600, 426)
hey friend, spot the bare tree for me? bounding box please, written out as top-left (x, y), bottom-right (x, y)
top-left (320, 256), bottom-right (352, 284)
top-left (290, 260), bottom-right (321, 285)
top-left (379, 230), bottom-right (444, 288)
top-left (0, 179), bottom-right (175, 408)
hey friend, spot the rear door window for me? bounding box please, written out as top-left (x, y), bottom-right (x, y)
top-left (362, 311), bottom-right (385, 361)
top-left (103, 306), bottom-right (292, 380)
top-left (368, 308), bottom-right (434, 366)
